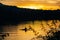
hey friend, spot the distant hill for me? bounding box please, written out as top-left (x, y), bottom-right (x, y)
top-left (0, 3), bottom-right (60, 25)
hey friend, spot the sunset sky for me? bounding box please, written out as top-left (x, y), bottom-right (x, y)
top-left (0, 0), bottom-right (60, 10)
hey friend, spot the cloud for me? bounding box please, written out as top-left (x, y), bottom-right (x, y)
top-left (0, 0), bottom-right (60, 6)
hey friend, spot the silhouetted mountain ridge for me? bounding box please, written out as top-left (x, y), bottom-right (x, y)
top-left (0, 3), bottom-right (60, 25)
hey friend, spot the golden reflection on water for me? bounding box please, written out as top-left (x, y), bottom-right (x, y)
top-left (1, 20), bottom-right (60, 40)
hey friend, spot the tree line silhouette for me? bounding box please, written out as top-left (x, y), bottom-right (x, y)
top-left (0, 3), bottom-right (60, 25)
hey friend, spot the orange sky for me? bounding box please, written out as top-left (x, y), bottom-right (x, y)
top-left (1, 0), bottom-right (60, 10)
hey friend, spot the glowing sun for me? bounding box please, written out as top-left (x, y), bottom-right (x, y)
top-left (17, 4), bottom-right (44, 10)
top-left (24, 6), bottom-right (39, 9)
top-left (17, 5), bottom-right (60, 10)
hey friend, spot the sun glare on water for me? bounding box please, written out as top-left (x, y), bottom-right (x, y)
top-left (2, 20), bottom-right (60, 40)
